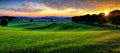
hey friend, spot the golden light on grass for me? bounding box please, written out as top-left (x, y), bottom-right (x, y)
top-left (113, 47), bottom-right (120, 52)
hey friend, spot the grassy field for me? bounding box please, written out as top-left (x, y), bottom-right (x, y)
top-left (0, 22), bottom-right (120, 53)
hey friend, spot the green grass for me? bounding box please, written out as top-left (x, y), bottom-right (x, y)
top-left (8, 22), bottom-right (106, 31)
top-left (0, 22), bottom-right (120, 53)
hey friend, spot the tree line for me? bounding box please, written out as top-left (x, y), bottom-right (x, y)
top-left (72, 10), bottom-right (120, 28)
top-left (0, 16), bottom-right (54, 27)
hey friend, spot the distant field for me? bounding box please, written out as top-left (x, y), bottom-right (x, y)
top-left (0, 22), bottom-right (120, 53)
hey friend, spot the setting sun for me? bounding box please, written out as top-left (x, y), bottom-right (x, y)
top-left (104, 10), bottom-right (110, 16)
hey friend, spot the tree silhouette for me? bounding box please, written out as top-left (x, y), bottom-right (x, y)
top-left (91, 14), bottom-right (98, 24)
top-left (72, 14), bottom-right (99, 24)
top-left (109, 10), bottom-right (120, 28)
top-left (96, 13), bottom-right (107, 25)
top-left (30, 18), bottom-right (33, 22)
top-left (0, 18), bottom-right (8, 27)
top-left (2, 16), bottom-right (16, 22)
top-left (110, 16), bottom-right (120, 28)
top-left (109, 10), bottom-right (120, 16)
top-left (72, 16), bottom-right (80, 23)
top-left (83, 14), bottom-right (91, 24)
top-left (50, 18), bottom-right (53, 22)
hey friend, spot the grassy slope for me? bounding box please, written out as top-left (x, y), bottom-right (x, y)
top-left (0, 22), bottom-right (120, 53)
top-left (8, 22), bottom-right (105, 31)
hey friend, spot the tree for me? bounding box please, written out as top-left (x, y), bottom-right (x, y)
top-left (49, 18), bottom-right (53, 22)
top-left (109, 10), bottom-right (120, 28)
top-left (83, 14), bottom-right (91, 24)
top-left (2, 16), bottom-right (16, 22)
top-left (72, 14), bottom-right (98, 24)
top-left (72, 13), bottom-right (108, 25)
top-left (109, 10), bottom-right (120, 16)
top-left (96, 13), bottom-right (107, 25)
top-left (91, 14), bottom-right (98, 24)
top-left (72, 16), bottom-right (80, 23)
top-left (109, 16), bottom-right (120, 28)
top-left (0, 18), bottom-right (8, 27)
top-left (30, 18), bottom-right (33, 22)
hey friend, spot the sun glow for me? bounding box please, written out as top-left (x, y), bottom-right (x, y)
top-left (104, 10), bottom-right (110, 16)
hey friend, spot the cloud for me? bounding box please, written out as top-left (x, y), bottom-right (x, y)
top-left (33, 0), bottom-right (120, 11)
top-left (0, 0), bottom-right (120, 17)
top-left (0, 7), bottom-right (42, 12)
top-left (21, 2), bottom-right (34, 10)
top-left (1, 0), bottom-right (119, 12)
top-left (37, 0), bottom-right (87, 10)
top-left (0, 2), bottom-right (43, 12)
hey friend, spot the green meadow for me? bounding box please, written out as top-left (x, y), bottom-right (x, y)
top-left (0, 22), bottom-right (120, 53)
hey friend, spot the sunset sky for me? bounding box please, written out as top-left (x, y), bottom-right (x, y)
top-left (0, 0), bottom-right (120, 17)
